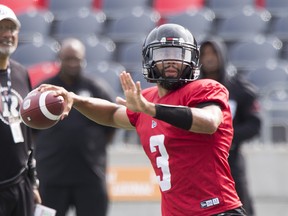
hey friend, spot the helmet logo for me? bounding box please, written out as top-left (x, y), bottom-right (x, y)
top-left (160, 37), bottom-right (185, 44)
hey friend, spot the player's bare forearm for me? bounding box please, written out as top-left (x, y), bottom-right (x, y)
top-left (71, 92), bottom-right (133, 129)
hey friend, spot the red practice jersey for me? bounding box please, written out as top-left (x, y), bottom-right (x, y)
top-left (127, 79), bottom-right (242, 216)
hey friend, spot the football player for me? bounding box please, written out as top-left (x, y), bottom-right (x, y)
top-left (38, 23), bottom-right (246, 216)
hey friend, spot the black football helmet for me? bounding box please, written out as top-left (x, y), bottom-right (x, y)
top-left (142, 23), bottom-right (200, 90)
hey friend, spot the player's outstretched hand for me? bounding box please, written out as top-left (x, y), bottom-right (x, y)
top-left (37, 84), bottom-right (73, 120)
top-left (118, 71), bottom-right (155, 116)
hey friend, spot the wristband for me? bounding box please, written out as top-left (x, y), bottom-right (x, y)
top-left (154, 104), bottom-right (193, 130)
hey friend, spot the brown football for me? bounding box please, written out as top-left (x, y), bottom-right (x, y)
top-left (20, 90), bottom-right (64, 129)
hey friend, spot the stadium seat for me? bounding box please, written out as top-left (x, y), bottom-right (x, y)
top-left (106, 8), bottom-right (160, 44)
top-left (92, 0), bottom-right (101, 9)
top-left (117, 41), bottom-right (156, 89)
top-left (228, 35), bottom-right (283, 73)
top-left (216, 7), bottom-right (271, 46)
top-left (100, 0), bottom-right (152, 20)
top-left (17, 9), bottom-right (54, 44)
top-left (47, 0), bottom-right (93, 19)
top-left (255, 0), bottom-right (265, 8)
top-left (85, 61), bottom-right (125, 94)
top-left (165, 7), bottom-right (215, 41)
top-left (117, 41), bottom-right (143, 73)
top-left (260, 81), bottom-right (288, 143)
top-left (34, 0), bottom-right (48, 9)
top-left (52, 9), bottom-right (106, 41)
top-left (205, 0), bottom-right (254, 19)
top-left (80, 35), bottom-right (116, 63)
top-left (12, 38), bottom-right (60, 67)
top-left (264, 0), bottom-right (288, 18)
top-left (270, 15), bottom-right (288, 59)
top-left (271, 15), bottom-right (288, 41)
top-left (246, 63), bottom-right (288, 93)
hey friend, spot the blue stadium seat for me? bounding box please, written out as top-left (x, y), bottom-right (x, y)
top-left (12, 37), bottom-right (60, 67)
top-left (17, 9), bottom-right (54, 44)
top-left (246, 63), bottom-right (288, 92)
top-left (106, 8), bottom-right (160, 44)
top-left (85, 60), bottom-right (125, 94)
top-left (228, 35), bottom-right (283, 73)
top-left (216, 8), bottom-right (271, 45)
top-left (52, 9), bottom-right (106, 41)
top-left (48, 0), bottom-right (93, 19)
top-left (270, 15), bottom-right (288, 59)
top-left (165, 7), bottom-right (215, 41)
top-left (205, 0), bottom-right (254, 19)
top-left (265, 0), bottom-right (288, 18)
top-left (117, 41), bottom-right (143, 73)
top-left (101, 0), bottom-right (152, 20)
top-left (80, 35), bottom-right (116, 63)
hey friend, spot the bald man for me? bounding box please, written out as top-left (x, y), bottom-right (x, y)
top-left (34, 38), bottom-right (116, 216)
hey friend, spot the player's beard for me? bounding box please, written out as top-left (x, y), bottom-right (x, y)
top-left (158, 64), bottom-right (186, 90)
top-left (159, 79), bottom-right (186, 90)
top-left (158, 75), bottom-right (186, 90)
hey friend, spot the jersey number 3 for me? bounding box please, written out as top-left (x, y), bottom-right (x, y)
top-left (150, 134), bottom-right (171, 191)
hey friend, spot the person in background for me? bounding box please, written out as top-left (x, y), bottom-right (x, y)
top-left (34, 38), bottom-right (116, 216)
top-left (199, 37), bottom-right (261, 216)
top-left (38, 24), bottom-right (247, 216)
top-left (0, 4), bottom-right (41, 216)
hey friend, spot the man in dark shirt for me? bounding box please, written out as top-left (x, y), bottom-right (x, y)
top-left (34, 38), bottom-right (116, 216)
top-left (0, 4), bottom-right (41, 216)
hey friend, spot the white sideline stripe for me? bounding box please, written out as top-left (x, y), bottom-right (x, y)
top-left (39, 91), bottom-right (60, 121)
